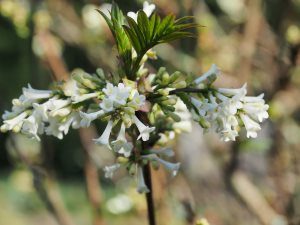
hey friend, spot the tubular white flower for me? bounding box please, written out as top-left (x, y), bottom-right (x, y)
top-left (110, 123), bottom-right (133, 157)
top-left (104, 163), bottom-right (121, 179)
top-left (49, 106), bottom-right (72, 117)
top-left (21, 115), bottom-right (40, 141)
top-left (194, 64), bottom-right (220, 85)
top-left (58, 112), bottom-right (80, 135)
top-left (218, 83), bottom-right (247, 97)
top-left (142, 154), bottom-right (180, 177)
top-left (79, 110), bottom-right (105, 127)
top-left (102, 83), bottom-right (114, 95)
top-left (99, 98), bottom-right (114, 112)
top-left (22, 84), bottom-right (52, 100)
top-left (137, 166), bottom-right (150, 194)
top-left (72, 92), bottom-right (98, 103)
top-left (240, 113), bottom-right (261, 138)
top-left (127, 1), bottom-right (155, 22)
top-left (143, 1), bottom-right (156, 17)
top-left (132, 115), bottom-right (155, 141)
top-left (128, 91), bottom-right (146, 110)
top-left (1, 111), bottom-right (28, 132)
top-left (242, 94), bottom-right (269, 122)
top-left (220, 128), bottom-right (238, 142)
top-left (45, 118), bottom-right (64, 139)
top-left (93, 120), bottom-right (114, 145)
top-left (48, 98), bottom-right (71, 111)
top-left (32, 102), bottom-right (49, 122)
top-left (149, 148), bottom-right (175, 157)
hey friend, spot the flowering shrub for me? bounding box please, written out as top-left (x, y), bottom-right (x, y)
top-left (0, 1), bottom-right (268, 195)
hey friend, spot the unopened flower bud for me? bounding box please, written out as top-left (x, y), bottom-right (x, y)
top-left (0, 124), bottom-right (8, 133)
top-left (162, 98), bottom-right (177, 106)
top-left (161, 73), bottom-right (170, 86)
top-left (199, 117), bottom-right (210, 129)
top-left (157, 89), bottom-right (169, 96)
top-left (169, 71), bottom-right (181, 83)
top-left (12, 124), bottom-right (22, 133)
top-left (171, 80), bottom-right (186, 89)
top-left (117, 156), bottom-right (129, 164)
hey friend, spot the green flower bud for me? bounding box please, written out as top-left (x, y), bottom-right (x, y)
top-left (171, 80), bottom-right (187, 89)
top-left (169, 71), bottom-right (181, 83)
top-left (117, 157), bottom-right (129, 164)
top-left (157, 89), bottom-right (169, 96)
top-left (162, 98), bottom-right (177, 106)
top-left (199, 117), bottom-right (210, 129)
top-left (161, 73), bottom-right (170, 86)
top-left (167, 112), bottom-right (181, 122)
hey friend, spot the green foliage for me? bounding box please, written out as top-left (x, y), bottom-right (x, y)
top-left (97, 3), bottom-right (132, 78)
top-left (98, 2), bottom-right (197, 81)
top-left (123, 12), bottom-right (196, 55)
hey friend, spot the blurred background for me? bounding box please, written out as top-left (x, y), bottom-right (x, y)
top-left (0, 0), bottom-right (299, 225)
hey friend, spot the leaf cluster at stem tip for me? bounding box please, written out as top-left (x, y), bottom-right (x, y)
top-left (97, 2), bottom-right (198, 81)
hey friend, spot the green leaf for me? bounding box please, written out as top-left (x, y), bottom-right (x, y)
top-left (122, 11), bottom-right (198, 78)
top-left (97, 2), bottom-right (133, 78)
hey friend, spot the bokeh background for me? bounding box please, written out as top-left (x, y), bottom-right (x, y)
top-left (0, 0), bottom-right (300, 225)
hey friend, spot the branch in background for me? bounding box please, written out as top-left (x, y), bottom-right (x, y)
top-left (232, 171), bottom-right (287, 225)
top-left (9, 136), bottom-right (76, 225)
top-left (79, 128), bottom-right (105, 225)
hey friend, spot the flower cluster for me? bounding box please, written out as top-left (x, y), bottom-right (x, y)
top-left (1, 85), bottom-right (81, 141)
top-left (0, 1), bottom-right (269, 194)
top-left (190, 65), bottom-right (269, 142)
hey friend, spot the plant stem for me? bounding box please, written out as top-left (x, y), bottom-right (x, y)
top-left (169, 87), bottom-right (210, 95)
top-left (143, 163), bottom-right (156, 225)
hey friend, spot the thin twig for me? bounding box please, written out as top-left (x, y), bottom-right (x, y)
top-left (9, 136), bottom-right (76, 225)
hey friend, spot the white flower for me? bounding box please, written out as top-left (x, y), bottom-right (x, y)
top-left (110, 123), bottom-right (133, 157)
top-left (112, 84), bottom-right (131, 107)
top-left (21, 115), bottom-right (40, 141)
top-left (242, 94), bottom-right (269, 122)
top-left (72, 92), bottom-right (98, 103)
top-left (132, 115), bottom-right (155, 141)
top-left (127, 1), bottom-right (156, 22)
top-left (149, 148), bottom-right (175, 157)
top-left (103, 83), bottom-right (115, 96)
top-left (128, 91), bottom-right (146, 110)
top-left (218, 83), bottom-right (247, 97)
top-left (48, 98), bottom-right (71, 111)
top-left (49, 106), bottom-right (72, 117)
top-left (240, 113), bottom-right (261, 138)
top-left (93, 120), bottom-right (114, 145)
top-left (22, 84), bottom-right (52, 100)
top-left (220, 128), bottom-right (238, 142)
top-left (58, 112), bottom-right (81, 135)
top-left (45, 118), bottom-right (64, 139)
top-left (79, 110), bottom-right (105, 127)
top-left (194, 64), bottom-right (220, 85)
top-left (143, 1), bottom-right (156, 17)
top-left (104, 163), bottom-right (121, 179)
top-left (137, 166), bottom-right (149, 194)
top-left (32, 102), bottom-right (49, 121)
top-left (142, 154), bottom-right (180, 177)
top-left (1, 111), bottom-right (28, 132)
top-left (99, 98), bottom-right (114, 112)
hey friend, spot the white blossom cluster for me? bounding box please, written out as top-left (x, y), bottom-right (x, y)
top-left (1, 85), bottom-right (81, 141)
top-left (191, 65), bottom-right (269, 142)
